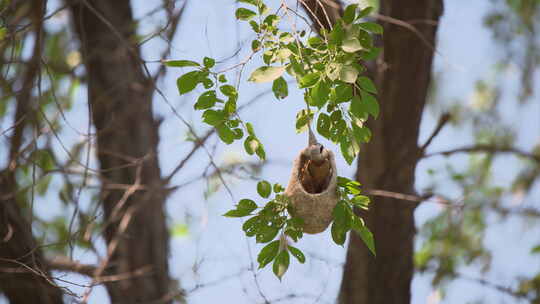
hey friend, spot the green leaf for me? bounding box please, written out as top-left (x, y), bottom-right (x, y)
top-left (352, 124), bottom-right (371, 143)
top-left (331, 220), bottom-right (347, 246)
top-left (273, 250), bottom-right (290, 280)
top-left (258, 240), bottom-right (280, 268)
top-left (342, 38), bottom-right (363, 53)
top-left (35, 149), bottom-right (55, 171)
top-left (163, 60), bottom-right (200, 68)
top-left (358, 22), bottom-right (383, 34)
top-left (326, 63), bottom-right (342, 81)
top-left (334, 84), bottom-right (353, 103)
top-left (224, 199), bottom-right (258, 217)
top-left (300, 72), bottom-right (320, 88)
top-left (337, 176), bottom-right (361, 188)
top-left (331, 201), bottom-right (353, 246)
top-left (255, 142), bottom-right (266, 160)
top-left (248, 66), bottom-right (285, 83)
top-left (236, 7), bottom-right (257, 20)
top-left (339, 65), bottom-right (359, 84)
top-left (202, 78), bottom-right (214, 89)
top-left (357, 28), bottom-right (374, 48)
top-left (357, 76), bottom-right (377, 94)
top-left (249, 20), bottom-right (260, 33)
top-left (37, 175), bottom-right (52, 196)
top-left (243, 215), bottom-right (262, 236)
top-left (308, 36), bottom-right (324, 48)
top-left (232, 128), bottom-right (243, 139)
top-left (310, 81), bottom-right (330, 108)
top-left (194, 90), bottom-right (217, 110)
top-left (361, 91), bottom-right (379, 118)
top-left (531, 245), bottom-right (540, 254)
top-left (329, 21), bottom-right (345, 46)
top-left (257, 180), bottom-right (272, 198)
top-left (216, 124), bottom-right (235, 144)
top-left (251, 39), bottom-right (261, 51)
top-left (276, 48), bottom-right (292, 61)
top-left (317, 113), bottom-right (331, 139)
top-left (257, 2), bottom-right (269, 15)
top-left (342, 4), bottom-right (358, 24)
top-left (337, 176), bottom-right (351, 186)
top-left (279, 32), bottom-right (294, 43)
top-left (256, 226), bottom-right (279, 243)
top-left (329, 118), bottom-right (346, 142)
top-left (350, 95), bottom-right (364, 118)
top-left (224, 99), bottom-right (236, 115)
top-left (288, 246), bottom-right (306, 263)
top-left (273, 183), bottom-right (285, 193)
top-left (340, 136), bottom-right (356, 165)
top-left (263, 14), bottom-right (280, 27)
top-left (295, 109), bottom-right (313, 134)
top-left (351, 195), bottom-right (370, 210)
top-left (202, 109), bottom-right (225, 126)
top-left (244, 136), bottom-right (256, 155)
top-left (246, 122), bottom-right (255, 136)
top-left (220, 85), bottom-right (238, 97)
top-left (203, 57), bottom-right (215, 68)
top-left (238, 198), bottom-right (258, 211)
top-left (218, 74), bottom-right (227, 83)
top-left (357, 6), bottom-right (373, 19)
top-left (360, 47), bottom-right (381, 61)
top-left (177, 71), bottom-right (201, 95)
top-left (223, 209), bottom-right (252, 217)
top-left (333, 201), bottom-right (350, 224)
top-left (272, 77), bottom-right (288, 99)
top-left (238, 0), bottom-right (258, 5)
top-left (352, 218), bottom-right (376, 256)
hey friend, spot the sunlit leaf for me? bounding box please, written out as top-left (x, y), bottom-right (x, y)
top-left (248, 66), bottom-right (285, 83)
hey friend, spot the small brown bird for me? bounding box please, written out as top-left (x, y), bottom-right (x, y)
top-left (300, 143), bottom-right (333, 194)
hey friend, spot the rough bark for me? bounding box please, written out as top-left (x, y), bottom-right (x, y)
top-left (0, 1), bottom-right (65, 303)
top-left (68, 0), bottom-right (173, 303)
top-left (339, 1), bottom-right (444, 303)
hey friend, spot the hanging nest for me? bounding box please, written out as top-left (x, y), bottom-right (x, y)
top-left (284, 146), bottom-right (338, 234)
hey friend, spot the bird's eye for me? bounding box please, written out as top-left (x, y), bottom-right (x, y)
top-left (319, 145), bottom-right (324, 153)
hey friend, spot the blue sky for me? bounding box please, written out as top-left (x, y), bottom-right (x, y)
top-left (1, 0), bottom-right (538, 303)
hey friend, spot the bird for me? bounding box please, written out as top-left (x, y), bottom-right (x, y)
top-left (300, 143), bottom-right (333, 194)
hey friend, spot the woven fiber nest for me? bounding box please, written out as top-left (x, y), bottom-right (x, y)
top-left (284, 147), bottom-right (338, 234)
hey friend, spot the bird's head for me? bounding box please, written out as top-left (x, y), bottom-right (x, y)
top-left (304, 143), bottom-right (327, 163)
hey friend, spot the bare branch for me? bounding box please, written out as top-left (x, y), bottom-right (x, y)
top-left (48, 256), bottom-right (96, 277)
top-left (419, 112), bottom-right (451, 154)
top-left (424, 145), bottom-right (540, 163)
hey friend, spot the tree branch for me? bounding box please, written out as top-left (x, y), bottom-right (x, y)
top-left (419, 112), bottom-right (450, 155)
top-left (48, 256), bottom-right (96, 277)
top-left (424, 144), bottom-right (540, 163)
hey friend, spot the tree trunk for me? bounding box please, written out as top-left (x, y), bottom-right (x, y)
top-left (0, 173), bottom-right (65, 304)
top-left (339, 1), bottom-right (443, 303)
top-left (0, 1), bottom-right (65, 303)
top-left (68, 1), bottom-right (173, 303)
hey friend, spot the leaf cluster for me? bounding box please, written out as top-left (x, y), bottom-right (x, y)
top-left (239, 3), bottom-right (382, 164)
top-left (164, 58), bottom-right (266, 160)
top-left (224, 181), bottom-right (305, 279)
top-left (332, 176), bottom-right (376, 255)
